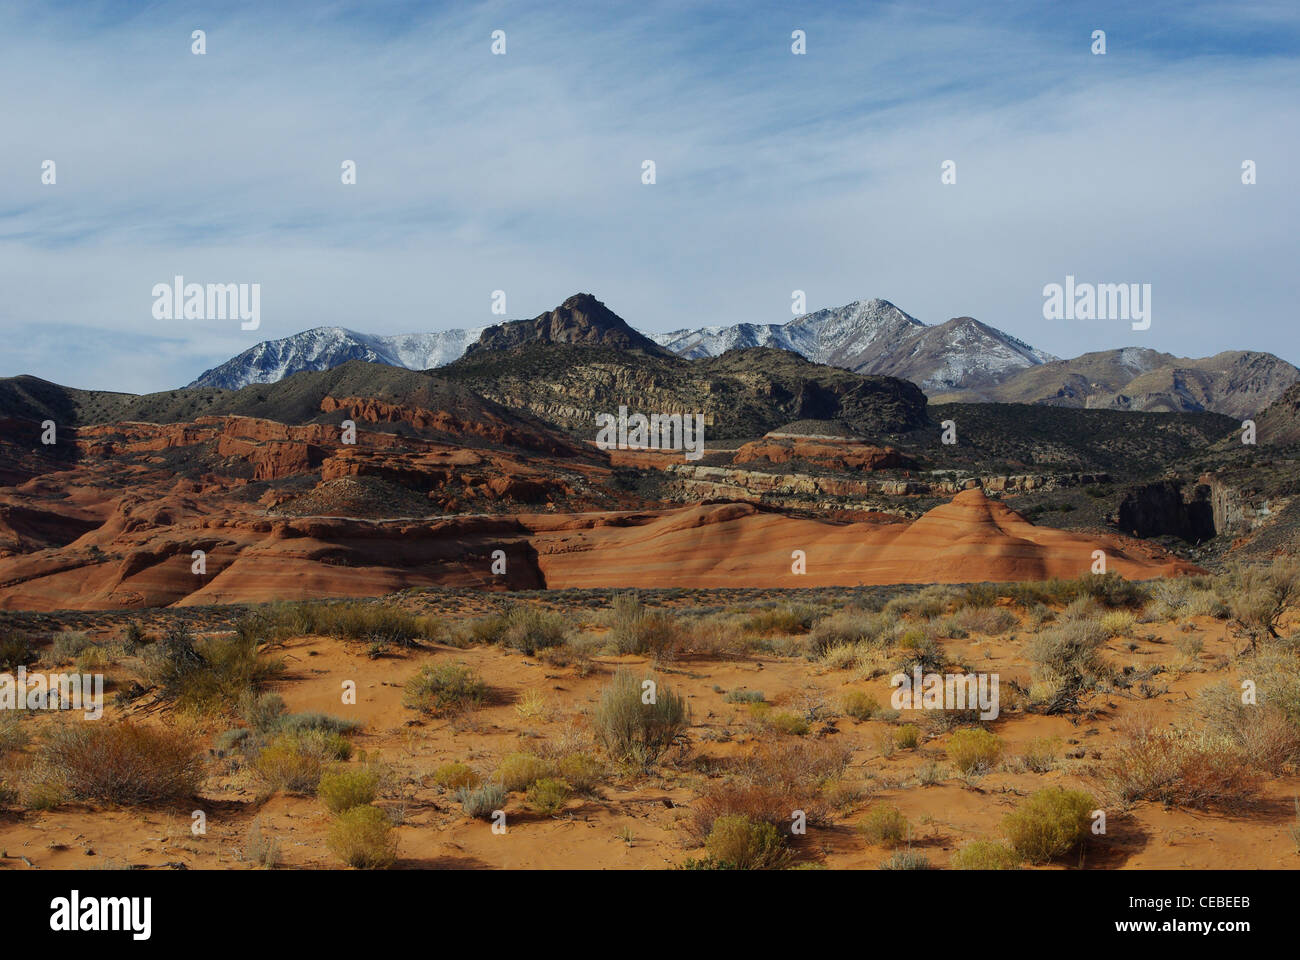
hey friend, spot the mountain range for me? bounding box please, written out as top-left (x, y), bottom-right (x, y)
top-left (187, 294), bottom-right (1298, 417)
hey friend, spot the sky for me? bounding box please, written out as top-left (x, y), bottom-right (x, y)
top-left (1, 0), bottom-right (1297, 392)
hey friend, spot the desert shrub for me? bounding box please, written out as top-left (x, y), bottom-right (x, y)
top-left (950, 606), bottom-right (1018, 636)
top-left (894, 630), bottom-right (945, 674)
top-left (608, 593), bottom-right (686, 659)
top-left (275, 711), bottom-right (361, 736)
top-left (1061, 596), bottom-right (1101, 622)
top-left (144, 625), bottom-right (284, 712)
top-left (703, 815), bottom-right (791, 870)
top-left (48, 631), bottom-right (93, 664)
top-left (1199, 655), bottom-right (1300, 772)
top-left (809, 610), bottom-right (888, 655)
top-left (1018, 737), bottom-right (1061, 773)
top-left (122, 621), bottom-right (148, 651)
top-left (592, 669), bottom-right (689, 767)
top-left (1027, 619), bottom-right (1109, 696)
top-left (858, 805), bottom-right (910, 847)
top-left (0, 630), bottom-right (35, 670)
top-left (946, 728), bottom-right (1003, 775)
top-left (840, 689), bottom-right (879, 720)
top-left (243, 818), bottom-right (280, 868)
top-left (766, 710), bottom-right (809, 736)
top-left (464, 614), bottom-right (509, 645)
top-left (555, 753), bottom-right (605, 794)
top-left (402, 662), bottom-right (486, 716)
top-left (36, 723), bottom-right (204, 804)
top-left (430, 762), bottom-right (481, 792)
top-left (683, 614), bottom-right (750, 659)
top-left (1230, 557), bottom-right (1300, 644)
top-left (744, 604), bottom-right (817, 636)
top-left (286, 601), bottom-right (436, 647)
top-left (0, 716), bottom-right (29, 755)
top-left (885, 585), bottom-right (956, 619)
top-left (1094, 723), bottom-right (1261, 810)
top-left (253, 730), bottom-right (351, 793)
top-left (1002, 787), bottom-right (1095, 863)
top-left (457, 783), bottom-right (506, 819)
top-left (327, 804), bottom-right (397, 869)
top-left (1174, 634), bottom-right (1205, 661)
top-left (495, 752), bottom-right (555, 792)
top-left (895, 724), bottom-right (920, 749)
top-left (725, 688), bottom-right (765, 704)
top-left (500, 606), bottom-right (567, 655)
top-left (879, 850), bottom-right (932, 870)
top-left (525, 777), bottom-right (572, 815)
top-left (317, 766), bottom-right (381, 814)
top-left (951, 839), bottom-right (1021, 870)
top-left (960, 583), bottom-right (1000, 608)
top-left (238, 691), bottom-right (287, 733)
top-left (688, 740), bottom-right (851, 839)
top-left (819, 642), bottom-right (863, 670)
top-left (1098, 610), bottom-right (1136, 638)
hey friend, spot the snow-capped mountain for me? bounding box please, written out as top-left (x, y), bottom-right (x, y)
top-left (188, 326), bottom-right (486, 390)
top-left (652, 299), bottom-right (1056, 391)
top-left (187, 297), bottom-right (1056, 395)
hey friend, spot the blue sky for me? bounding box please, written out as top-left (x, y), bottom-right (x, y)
top-left (1, 0), bottom-right (1297, 391)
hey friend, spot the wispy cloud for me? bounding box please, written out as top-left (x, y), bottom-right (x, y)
top-left (1, 0), bottom-right (1296, 390)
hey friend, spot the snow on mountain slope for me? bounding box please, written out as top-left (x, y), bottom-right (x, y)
top-left (188, 326), bottom-right (486, 390)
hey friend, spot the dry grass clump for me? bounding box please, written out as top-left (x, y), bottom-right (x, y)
top-left (143, 624), bottom-right (285, 713)
top-left (743, 604), bottom-right (818, 636)
top-left (950, 839), bottom-right (1021, 870)
top-left (808, 610), bottom-right (889, 655)
top-left (327, 804), bottom-right (397, 869)
top-left (948, 605), bottom-right (1018, 637)
top-left (1014, 737), bottom-right (1061, 774)
top-left (1142, 577), bottom-right (1230, 622)
top-left (839, 689), bottom-right (879, 720)
top-left (1002, 787), bottom-right (1095, 863)
top-left (746, 701), bottom-right (809, 736)
top-left (592, 668), bottom-right (689, 767)
top-left (1027, 619), bottom-right (1110, 704)
top-left (607, 593), bottom-right (688, 659)
top-left (1093, 720), bottom-right (1261, 811)
top-left (0, 629), bottom-right (35, 670)
top-left (945, 728), bottom-right (1003, 775)
top-left (240, 601), bottom-right (437, 647)
top-left (402, 661), bottom-right (487, 716)
top-left (689, 740), bottom-right (851, 840)
top-left (1229, 556), bottom-right (1300, 645)
top-left (31, 722), bottom-right (205, 806)
top-left (500, 606), bottom-right (567, 655)
top-left (858, 805), bottom-right (910, 847)
top-left (1198, 650), bottom-right (1300, 773)
top-left (1011, 572), bottom-right (1149, 611)
top-left (884, 585), bottom-right (958, 620)
top-left (1098, 610), bottom-right (1136, 638)
top-left (879, 850), bottom-right (932, 870)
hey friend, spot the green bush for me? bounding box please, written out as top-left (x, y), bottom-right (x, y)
top-left (526, 777), bottom-right (572, 815)
top-left (895, 724), bottom-right (920, 749)
top-left (327, 805), bottom-right (397, 869)
top-left (858, 805), bottom-right (910, 847)
top-left (840, 690), bottom-right (878, 720)
top-left (431, 762), bottom-right (481, 792)
top-left (495, 752), bottom-right (554, 792)
top-left (879, 850), bottom-right (932, 870)
top-left (703, 815), bottom-right (791, 870)
top-left (317, 766), bottom-right (380, 814)
top-left (945, 728), bottom-right (1003, 775)
top-left (593, 669), bottom-right (689, 767)
top-left (1002, 787), bottom-right (1095, 863)
top-left (950, 839), bottom-right (1021, 870)
top-left (402, 661), bottom-right (487, 716)
top-left (144, 625), bottom-right (284, 713)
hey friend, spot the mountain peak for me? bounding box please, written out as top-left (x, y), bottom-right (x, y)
top-left (465, 294), bottom-right (669, 356)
